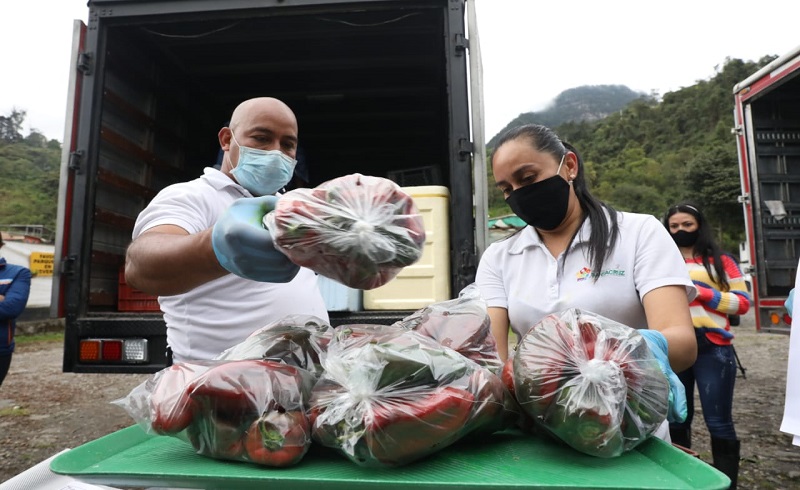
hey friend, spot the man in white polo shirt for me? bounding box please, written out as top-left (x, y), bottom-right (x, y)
top-left (125, 97), bottom-right (328, 362)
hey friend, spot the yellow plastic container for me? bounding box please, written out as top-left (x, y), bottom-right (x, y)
top-left (363, 185), bottom-right (451, 310)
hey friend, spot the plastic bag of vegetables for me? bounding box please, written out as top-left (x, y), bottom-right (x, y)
top-left (308, 324), bottom-right (510, 467)
top-left (113, 359), bottom-right (315, 467)
top-left (510, 308), bottom-right (670, 458)
top-left (263, 173), bottom-right (425, 290)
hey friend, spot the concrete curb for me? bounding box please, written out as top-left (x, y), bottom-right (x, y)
top-left (16, 317), bottom-right (65, 336)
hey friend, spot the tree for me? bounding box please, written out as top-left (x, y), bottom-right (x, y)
top-left (0, 109), bottom-right (25, 144)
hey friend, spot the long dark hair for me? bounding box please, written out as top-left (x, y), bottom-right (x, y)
top-left (663, 202), bottom-right (730, 291)
top-left (492, 124), bottom-right (619, 279)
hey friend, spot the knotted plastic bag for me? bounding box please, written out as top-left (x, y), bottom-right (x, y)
top-left (308, 324), bottom-right (510, 467)
top-left (113, 359), bottom-right (314, 467)
top-left (263, 173), bottom-right (425, 290)
top-left (511, 308), bottom-right (669, 457)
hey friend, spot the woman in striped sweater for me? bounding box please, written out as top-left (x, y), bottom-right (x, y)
top-left (664, 203), bottom-right (750, 489)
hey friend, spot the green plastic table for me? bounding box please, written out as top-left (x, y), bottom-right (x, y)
top-left (50, 426), bottom-right (730, 489)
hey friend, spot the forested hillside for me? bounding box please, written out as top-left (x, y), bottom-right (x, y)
top-left (0, 110), bottom-right (61, 233)
top-left (488, 85), bottom-right (645, 148)
top-left (486, 56), bottom-right (775, 252)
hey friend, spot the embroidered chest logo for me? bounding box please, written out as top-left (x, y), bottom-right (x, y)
top-left (576, 267), bottom-right (626, 281)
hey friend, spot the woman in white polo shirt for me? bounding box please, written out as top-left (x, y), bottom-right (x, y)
top-left (475, 124), bottom-right (697, 424)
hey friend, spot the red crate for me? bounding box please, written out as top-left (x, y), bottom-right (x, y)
top-left (118, 269), bottom-right (161, 312)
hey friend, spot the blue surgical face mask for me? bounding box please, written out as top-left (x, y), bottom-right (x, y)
top-left (229, 132), bottom-right (297, 196)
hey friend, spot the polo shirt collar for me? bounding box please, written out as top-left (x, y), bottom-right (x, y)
top-left (507, 215), bottom-right (593, 255)
top-left (202, 167), bottom-right (251, 197)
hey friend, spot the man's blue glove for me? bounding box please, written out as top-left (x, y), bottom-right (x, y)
top-left (211, 196), bottom-right (300, 282)
top-left (639, 329), bottom-right (688, 424)
top-left (785, 289), bottom-right (795, 318)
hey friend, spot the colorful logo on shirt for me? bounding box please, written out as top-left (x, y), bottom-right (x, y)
top-left (576, 267), bottom-right (626, 281)
top-left (576, 267), bottom-right (592, 281)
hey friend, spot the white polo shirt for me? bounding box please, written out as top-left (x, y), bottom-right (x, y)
top-left (476, 211), bottom-right (695, 339)
top-left (132, 167), bottom-right (329, 362)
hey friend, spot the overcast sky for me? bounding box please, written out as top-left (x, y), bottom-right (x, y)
top-left (1, 1), bottom-right (798, 142)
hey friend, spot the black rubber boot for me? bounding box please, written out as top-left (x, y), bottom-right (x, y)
top-left (669, 427), bottom-right (691, 448)
top-left (711, 437), bottom-right (740, 490)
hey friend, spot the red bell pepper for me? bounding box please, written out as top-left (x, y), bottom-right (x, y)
top-left (244, 408), bottom-right (310, 467)
top-left (359, 386), bottom-right (474, 466)
top-left (149, 363), bottom-right (203, 435)
top-left (464, 367), bottom-right (508, 436)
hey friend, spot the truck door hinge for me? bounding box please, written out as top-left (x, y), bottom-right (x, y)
top-left (731, 125), bottom-right (743, 136)
top-left (742, 264), bottom-right (755, 275)
top-left (454, 34), bottom-right (468, 54)
top-left (77, 52), bottom-right (93, 76)
top-left (68, 150), bottom-right (84, 172)
top-left (738, 194), bottom-right (750, 204)
top-left (458, 138), bottom-right (472, 160)
top-left (60, 255), bottom-right (77, 276)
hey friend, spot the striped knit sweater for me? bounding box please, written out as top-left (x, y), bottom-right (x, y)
top-left (685, 253), bottom-right (751, 345)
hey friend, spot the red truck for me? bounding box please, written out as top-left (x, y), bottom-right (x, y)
top-left (733, 44), bottom-right (800, 333)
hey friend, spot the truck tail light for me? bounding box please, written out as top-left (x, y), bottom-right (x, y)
top-left (79, 339), bottom-right (149, 363)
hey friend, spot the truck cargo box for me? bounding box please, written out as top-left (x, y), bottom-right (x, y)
top-left (53, 0), bottom-right (487, 372)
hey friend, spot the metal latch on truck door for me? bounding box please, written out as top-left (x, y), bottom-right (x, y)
top-left (731, 125), bottom-right (743, 136)
top-left (77, 52), bottom-right (93, 75)
top-left (737, 194), bottom-right (750, 204)
top-left (458, 138), bottom-right (472, 160)
top-left (454, 34), bottom-right (468, 55)
top-left (68, 150), bottom-right (84, 173)
top-left (60, 255), bottom-right (77, 276)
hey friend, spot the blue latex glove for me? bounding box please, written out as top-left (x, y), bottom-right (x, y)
top-left (639, 329), bottom-right (688, 424)
top-left (785, 289), bottom-right (795, 318)
top-left (211, 196), bottom-right (300, 282)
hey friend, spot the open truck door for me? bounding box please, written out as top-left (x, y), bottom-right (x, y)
top-left (733, 44), bottom-right (800, 334)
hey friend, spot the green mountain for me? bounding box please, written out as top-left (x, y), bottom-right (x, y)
top-left (488, 85), bottom-right (646, 148)
top-left (486, 56), bottom-right (776, 253)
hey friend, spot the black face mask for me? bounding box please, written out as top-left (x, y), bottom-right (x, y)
top-left (506, 174), bottom-right (570, 231)
top-left (671, 229), bottom-right (699, 247)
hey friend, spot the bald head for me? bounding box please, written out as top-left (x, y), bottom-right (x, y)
top-left (218, 97), bottom-right (299, 177)
top-left (229, 97), bottom-right (297, 134)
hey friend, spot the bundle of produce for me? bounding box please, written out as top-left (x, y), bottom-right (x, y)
top-left (510, 309), bottom-right (669, 458)
top-left (215, 315), bottom-right (332, 377)
top-left (114, 359), bottom-right (315, 467)
top-left (263, 173), bottom-right (426, 290)
top-left (394, 284), bottom-right (502, 371)
top-left (308, 324), bottom-right (509, 467)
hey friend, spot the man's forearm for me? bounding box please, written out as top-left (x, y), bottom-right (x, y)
top-left (125, 228), bottom-right (228, 296)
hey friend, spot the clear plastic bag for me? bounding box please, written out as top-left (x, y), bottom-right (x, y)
top-left (263, 173), bottom-right (426, 290)
top-left (214, 315), bottom-right (332, 377)
top-left (393, 284), bottom-right (503, 371)
top-left (308, 324), bottom-right (510, 467)
top-left (113, 359), bottom-right (315, 467)
top-left (511, 308), bottom-right (669, 458)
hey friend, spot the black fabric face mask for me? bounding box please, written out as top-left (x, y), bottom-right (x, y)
top-left (505, 174), bottom-right (570, 231)
top-left (671, 229), bottom-right (699, 247)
